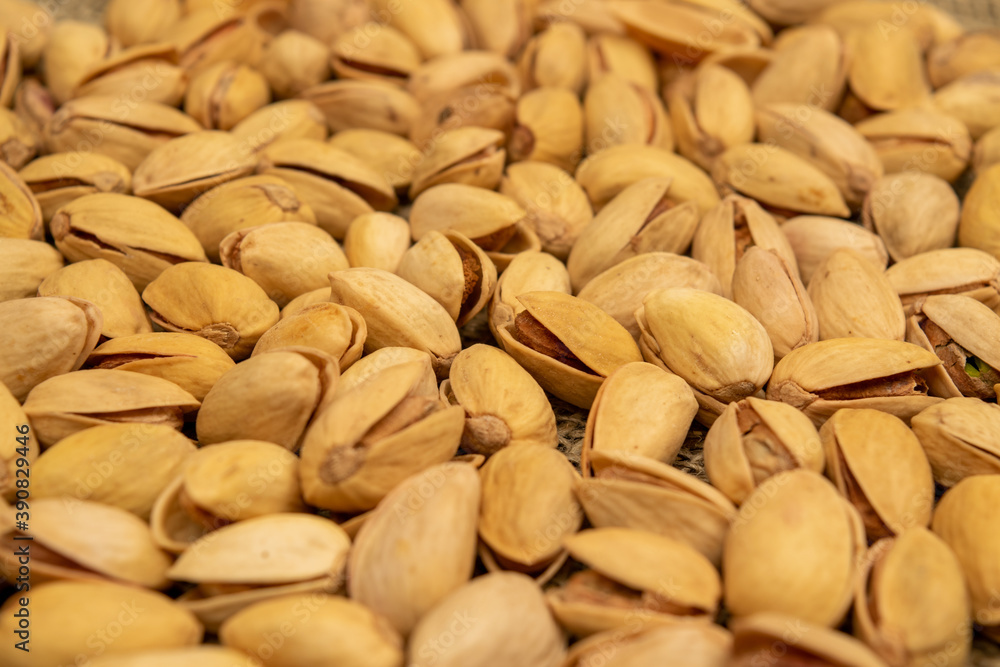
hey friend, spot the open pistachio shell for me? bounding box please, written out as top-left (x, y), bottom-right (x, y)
top-left (488, 250), bottom-right (571, 339)
top-left (331, 22), bottom-right (420, 86)
top-left (300, 79), bottom-right (420, 137)
top-left (409, 127), bottom-right (506, 199)
top-left (912, 398), bottom-right (1000, 487)
top-left (886, 248), bottom-right (1000, 315)
top-left (855, 108), bottom-right (971, 184)
top-left (564, 622), bottom-right (733, 667)
top-left (334, 346), bottom-right (436, 398)
top-left (74, 43), bottom-right (188, 108)
top-left (781, 216), bottom-right (888, 287)
top-left (751, 25), bottom-right (846, 113)
top-left (253, 302), bottom-right (366, 371)
top-left (730, 612), bottom-right (886, 667)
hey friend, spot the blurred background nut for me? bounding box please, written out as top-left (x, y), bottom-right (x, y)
top-left (408, 127), bottom-right (506, 199)
top-left (260, 29), bottom-right (330, 99)
top-left (0, 160), bottom-right (43, 240)
top-left (518, 21), bottom-right (586, 93)
top-left (88, 646), bottom-right (261, 667)
top-left (73, 43), bottom-right (188, 108)
top-left (231, 100), bottom-right (329, 154)
top-left (42, 20), bottom-right (114, 105)
top-left (959, 163), bottom-right (1000, 261)
top-left (0, 106), bottom-right (37, 170)
top-left (299, 79), bottom-right (420, 137)
top-left (185, 60), bottom-right (272, 131)
top-left (862, 172), bottom-right (961, 263)
top-left (104, 0), bottom-right (181, 47)
top-left (330, 22), bottom-right (421, 87)
top-left (327, 131), bottom-right (420, 198)
top-left (19, 152), bottom-right (131, 223)
top-left (0, 383), bottom-right (36, 500)
top-left (854, 109), bottom-right (972, 184)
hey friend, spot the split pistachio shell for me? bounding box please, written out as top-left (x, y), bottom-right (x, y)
top-left (582, 362), bottom-right (697, 469)
top-left (862, 173), bottom-right (960, 262)
top-left (751, 25), bottom-right (846, 112)
top-left (328, 130), bottom-right (420, 196)
top-left (86, 332), bottom-right (237, 402)
top-left (220, 594), bottom-right (403, 667)
top-left (74, 43), bottom-right (188, 108)
top-left (443, 344), bottom-right (556, 455)
top-left (230, 100), bottom-right (329, 154)
top-left (197, 348), bottom-right (338, 450)
top-left (564, 623), bottom-right (733, 667)
top-left (409, 84), bottom-right (516, 150)
top-left (38, 259), bottom-right (152, 340)
top-left (488, 250), bottom-right (571, 338)
top-left (299, 360), bottom-right (463, 512)
top-left (766, 338), bottom-right (944, 426)
top-left (328, 267), bottom-right (462, 377)
top-left (536, 0), bottom-right (625, 36)
top-left (854, 109), bottom-right (972, 183)
top-left (478, 445), bottom-right (582, 576)
top-left (0, 160), bottom-right (43, 240)
top-left (184, 60), bottom-right (272, 131)
top-left (932, 70), bottom-right (1000, 140)
top-left (519, 21), bottom-right (586, 93)
top-left (586, 34), bottom-right (657, 91)
top-left (781, 216), bottom-right (889, 286)
top-left (0, 238), bottom-right (63, 301)
top-left (496, 291), bottom-right (642, 409)
top-left (51, 193), bottom-right (209, 291)
top-left (409, 573), bottom-right (566, 667)
top-left (408, 127), bottom-right (506, 199)
top-left (0, 581), bottom-right (202, 667)
top-left (847, 24), bottom-right (930, 116)
top-left (0, 296), bottom-right (103, 401)
top-left (349, 462), bottom-right (481, 636)
top-left (724, 470), bottom-right (865, 627)
top-left (31, 423), bottom-right (194, 519)
top-left (808, 248), bottom-right (906, 341)
top-left (19, 152), bottom-right (131, 223)
top-left (912, 398), bottom-right (1000, 487)
top-left (959, 163), bottom-right (1000, 261)
top-left (260, 30), bottom-right (330, 99)
top-left (0, 497), bottom-right (171, 588)
top-left (729, 613), bottom-right (886, 667)
top-left (584, 74), bottom-right (673, 154)
top-left (577, 253), bottom-right (723, 341)
top-left (164, 10), bottom-right (266, 73)
top-left (299, 79), bottom-right (420, 137)
top-left (704, 397), bottom-right (823, 506)
top-left (567, 177), bottom-right (700, 292)
top-left (408, 51), bottom-right (519, 103)
top-left (253, 302), bottom-right (366, 370)
top-left (0, 384), bottom-right (36, 500)
top-left (343, 212), bottom-right (412, 272)
top-left (821, 409), bottom-right (934, 540)
top-left (927, 30), bottom-right (1000, 88)
top-left (932, 475), bottom-right (1000, 640)
top-left (371, 0), bottom-right (465, 59)
top-left (220, 222), bottom-right (348, 308)
top-left (577, 450), bottom-right (736, 566)
top-left (142, 262), bottom-right (280, 360)
top-left (508, 87), bottom-right (583, 173)
top-left (853, 528), bottom-right (971, 667)
top-left (88, 646), bottom-right (261, 667)
top-left (636, 288), bottom-right (773, 424)
top-left (331, 22), bottom-right (420, 86)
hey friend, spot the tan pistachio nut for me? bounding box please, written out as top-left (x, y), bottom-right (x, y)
top-left (0, 383), bottom-right (37, 500)
top-left (565, 623), bottom-right (733, 667)
top-left (587, 34), bottom-right (657, 91)
top-left (252, 302), bottom-right (366, 370)
top-left (751, 25), bottom-right (847, 112)
top-left (0, 497), bottom-right (171, 589)
top-left (257, 137), bottom-right (397, 239)
top-left (330, 22), bottom-right (420, 86)
top-left (488, 249), bottom-right (571, 339)
top-left (574, 144), bottom-right (720, 214)
top-left (342, 211), bottom-right (411, 272)
top-left (328, 130), bottom-right (420, 197)
top-left (862, 172), bottom-right (960, 262)
top-left (133, 130), bottom-right (258, 212)
top-left (21, 368), bottom-right (199, 448)
top-left (846, 25), bottom-right (930, 119)
top-left (0, 238), bottom-right (64, 302)
top-left (477, 446), bottom-right (581, 582)
top-left (567, 177), bottom-right (699, 293)
top-left (408, 84), bottom-right (516, 150)
top-left (912, 398), bottom-right (1000, 487)
top-left (0, 159), bottom-right (42, 240)
top-left (0, 296), bottom-right (102, 401)
top-left (285, 0), bottom-right (369, 44)
top-left (86, 332), bottom-right (236, 403)
top-left (853, 528), bottom-right (971, 667)
top-left (547, 527), bottom-right (719, 639)
top-left (164, 9), bottom-right (266, 73)
top-left (88, 646), bottom-right (261, 667)
top-left (37, 259), bottom-right (152, 340)
top-left (220, 594), bottom-right (403, 667)
top-left (396, 230), bottom-right (497, 327)
top-left (748, 0), bottom-right (841, 24)
top-left (184, 60), bottom-right (271, 131)
top-left (584, 74), bottom-right (673, 155)
top-left (150, 440), bottom-right (305, 553)
top-left (636, 288), bottom-right (773, 425)
top-left (932, 70), bottom-right (1000, 140)
top-left (807, 247), bottom-right (907, 341)
top-left (409, 183), bottom-right (540, 271)
top-left (577, 252), bottom-right (723, 341)
top-left (167, 513), bottom-right (351, 631)
top-left (535, 0), bottom-right (625, 35)
top-left (705, 396), bottom-right (824, 507)
top-left (44, 96), bottom-right (203, 172)
top-left (14, 77), bottom-right (56, 147)
top-left (462, 0), bottom-right (533, 59)
top-left (220, 222), bottom-right (348, 308)
top-left (765, 338), bottom-right (944, 426)
top-left (959, 163), bottom-right (1000, 261)
top-left (905, 294), bottom-right (1000, 400)
top-left (821, 408), bottom-right (934, 541)
top-left (230, 99), bottom-right (329, 154)
top-left (281, 286), bottom-right (331, 319)
top-left (975, 125), bottom-right (1000, 174)
top-left (507, 86), bottom-right (583, 173)
top-left (407, 50), bottom-right (519, 103)
top-left (690, 194), bottom-right (798, 299)
top-left (196, 347), bottom-right (338, 449)
top-left (299, 79), bottom-right (420, 137)
top-left (854, 108), bottom-right (972, 184)
top-left (44, 19), bottom-right (114, 103)
top-left (73, 43), bottom-right (188, 108)
top-left (31, 422), bottom-right (194, 519)
top-left (927, 29), bottom-right (1000, 88)
top-left (408, 127), bottom-right (506, 199)
top-left (370, 0), bottom-right (464, 59)
top-left (577, 450), bottom-right (736, 566)
top-left (732, 246), bottom-right (818, 360)
top-left (498, 161), bottom-right (593, 261)
top-left (518, 21), bottom-right (586, 93)
top-left (141, 262), bottom-right (280, 360)
top-left (932, 475), bottom-right (1000, 641)
top-left (104, 0), bottom-right (182, 47)
top-left (299, 359), bottom-right (462, 512)
top-left (0, 107), bottom-right (37, 170)
top-left (781, 215), bottom-right (888, 286)
top-left (334, 346), bottom-right (436, 399)
top-left (0, 30), bottom-right (20, 109)
top-left (496, 291), bottom-right (642, 409)
top-left (581, 361), bottom-right (697, 470)
top-left (261, 29), bottom-right (331, 99)
top-left (328, 267), bottom-right (461, 378)
top-left (19, 152), bottom-right (131, 223)
top-left (724, 470), bottom-right (865, 627)
top-left (729, 613), bottom-right (886, 667)
top-left (817, 0), bottom-right (963, 48)
top-left (0, 0), bottom-right (50, 69)
top-left (348, 462), bottom-right (480, 636)
top-left (0, 580), bottom-right (202, 667)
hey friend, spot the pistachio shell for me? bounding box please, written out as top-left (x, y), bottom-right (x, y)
top-left (409, 84), bottom-right (516, 150)
top-left (89, 646), bottom-right (260, 667)
top-left (0, 238), bottom-right (63, 302)
top-left (230, 100), bottom-right (329, 153)
top-left (0, 383), bottom-right (35, 500)
top-left (342, 212), bottom-right (412, 272)
top-left (74, 43), bottom-right (188, 108)
top-left (105, 0), bottom-right (182, 47)
top-left (261, 29), bottom-right (330, 100)
top-left (164, 10), bottom-right (265, 73)
top-left (519, 21), bottom-right (586, 93)
top-left (300, 79), bottom-right (420, 137)
top-left (253, 302), bottom-right (366, 370)
top-left (19, 152), bottom-right (132, 223)
top-left (508, 87), bottom-right (583, 172)
top-left (0, 159), bottom-right (42, 239)
top-left (331, 23), bottom-right (420, 86)
top-left (565, 623), bottom-right (733, 667)
top-left (371, 0), bottom-right (465, 59)
top-left (184, 60), bottom-right (272, 131)
top-left (912, 398), bottom-right (1000, 487)
top-left (848, 25), bottom-right (930, 113)
top-left (730, 613), bottom-right (886, 667)
top-left (781, 216), bottom-right (889, 286)
top-left (334, 347), bottom-right (437, 398)
top-left (808, 248), bottom-right (906, 341)
top-left (862, 172), bottom-right (960, 262)
top-left (584, 74), bottom-right (673, 154)
top-left (751, 25), bottom-right (846, 112)
top-left (488, 249), bottom-right (571, 338)
top-left (328, 130), bottom-right (420, 196)
top-left (409, 127), bottom-right (506, 199)
top-left (959, 163), bottom-right (1000, 260)
top-left (932, 70), bottom-right (1000, 140)
top-left (854, 109), bottom-right (971, 183)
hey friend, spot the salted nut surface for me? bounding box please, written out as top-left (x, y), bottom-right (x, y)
top-left (1, 0), bottom-right (1000, 665)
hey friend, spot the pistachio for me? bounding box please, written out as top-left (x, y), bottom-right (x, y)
top-left (230, 99), bottom-right (329, 154)
top-left (409, 127), bottom-right (506, 199)
top-left (42, 21), bottom-right (113, 105)
top-left (0, 238), bottom-right (64, 302)
top-left (0, 383), bottom-right (36, 500)
top-left (0, 29), bottom-right (20, 109)
top-left (86, 332), bottom-right (236, 402)
top-left (281, 286), bottom-right (332, 319)
top-left (808, 248), bottom-right (906, 341)
top-left (0, 107), bottom-right (36, 170)
top-left (958, 163), bottom-right (1000, 261)
top-left (749, 0), bottom-right (842, 24)
top-left (165, 9), bottom-right (266, 73)
top-left (974, 125), bottom-right (1000, 174)
top-left (408, 51), bottom-right (518, 103)
top-left (330, 23), bottom-right (420, 86)
top-left (780, 216), bottom-right (888, 286)
top-left (932, 70), bottom-right (1000, 139)
top-left (816, 1), bottom-right (963, 49)
top-left (0, 160), bottom-right (42, 239)
top-left (253, 302), bottom-right (366, 370)
top-left (0, 0), bottom-right (49, 69)
top-left (462, 0), bottom-right (533, 59)
top-left (862, 172), bottom-right (961, 262)
top-left (488, 249), bottom-right (571, 338)
top-left (299, 79), bottom-right (420, 137)
top-left (88, 646), bottom-right (260, 667)
top-left (260, 29), bottom-right (330, 99)
top-left (565, 623), bottom-right (733, 667)
top-left (184, 60), bottom-right (271, 131)
top-left (848, 24), bottom-right (930, 116)
top-left (342, 211), bottom-right (411, 272)
top-left (328, 130), bottom-right (420, 197)
top-left (508, 87), bottom-right (583, 173)
top-left (519, 21), bottom-right (586, 93)
top-left (730, 613), bottom-right (886, 667)
top-left (19, 152), bottom-right (131, 223)
top-left (409, 84), bottom-right (516, 150)
top-left (104, 0), bottom-right (182, 47)
top-left (912, 398), bottom-right (1000, 487)
top-left (13, 78), bottom-right (55, 149)
top-left (586, 33), bottom-right (657, 91)
top-left (334, 346), bottom-right (436, 398)
top-left (854, 108), bottom-right (972, 183)
top-left (0, 296), bottom-right (102, 401)
top-left (74, 43), bottom-right (188, 108)
top-left (751, 25), bottom-right (846, 112)
top-left (584, 74), bottom-right (673, 154)
top-left (141, 262), bottom-right (280, 360)
top-left (371, 0), bottom-right (465, 59)
top-left (535, 0), bottom-right (625, 36)
top-left (287, 0), bottom-right (370, 44)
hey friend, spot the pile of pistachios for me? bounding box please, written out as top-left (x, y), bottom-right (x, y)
top-left (1, 0), bottom-right (1000, 664)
